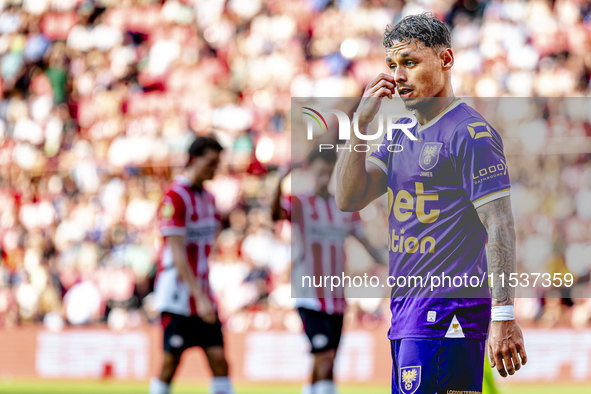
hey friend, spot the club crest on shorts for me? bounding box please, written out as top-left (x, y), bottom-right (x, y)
top-left (311, 334), bottom-right (329, 349)
top-left (169, 334), bottom-right (184, 348)
top-left (419, 142), bottom-right (443, 171)
top-left (400, 366), bottom-right (421, 394)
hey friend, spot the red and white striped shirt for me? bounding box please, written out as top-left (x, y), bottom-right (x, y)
top-left (285, 192), bottom-right (365, 315)
top-left (155, 175), bottom-right (220, 317)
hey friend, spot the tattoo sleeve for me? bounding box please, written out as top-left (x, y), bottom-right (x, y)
top-left (476, 196), bottom-right (516, 306)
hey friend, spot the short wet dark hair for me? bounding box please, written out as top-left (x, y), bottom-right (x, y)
top-left (187, 136), bottom-right (223, 163)
top-left (383, 13), bottom-right (451, 51)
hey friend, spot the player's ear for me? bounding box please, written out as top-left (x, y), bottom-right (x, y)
top-left (440, 48), bottom-right (454, 71)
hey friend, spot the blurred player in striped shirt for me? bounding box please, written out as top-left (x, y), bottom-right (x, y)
top-left (272, 149), bottom-right (386, 394)
top-left (150, 137), bottom-right (235, 394)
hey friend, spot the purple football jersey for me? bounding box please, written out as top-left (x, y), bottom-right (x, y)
top-left (368, 98), bottom-right (510, 340)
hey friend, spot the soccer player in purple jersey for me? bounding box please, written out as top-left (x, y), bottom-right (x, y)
top-left (335, 13), bottom-right (527, 394)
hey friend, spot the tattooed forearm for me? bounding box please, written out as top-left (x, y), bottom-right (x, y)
top-left (476, 196), bottom-right (516, 306)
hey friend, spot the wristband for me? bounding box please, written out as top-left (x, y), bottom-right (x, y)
top-left (491, 305), bottom-right (515, 321)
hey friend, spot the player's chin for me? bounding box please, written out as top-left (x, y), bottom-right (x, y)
top-left (402, 99), bottom-right (420, 111)
top-left (402, 96), bottom-right (425, 111)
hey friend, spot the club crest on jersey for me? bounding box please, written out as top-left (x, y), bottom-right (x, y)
top-left (400, 366), bottom-right (421, 394)
top-left (419, 142), bottom-right (443, 171)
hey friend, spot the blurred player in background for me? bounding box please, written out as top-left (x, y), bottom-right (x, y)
top-left (272, 149), bottom-right (386, 394)
top-left (335, 13), bottom-right (527, 393)
top-left (150, 137), bottom-right (235, 394)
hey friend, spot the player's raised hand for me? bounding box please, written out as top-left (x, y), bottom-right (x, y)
top-left (357, 73), bottom-right (396, 126)
top-left (488, 320), bottom-right (527, 377)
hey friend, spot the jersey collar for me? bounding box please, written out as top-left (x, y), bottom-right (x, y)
top-left (175, 174), bottom-right (204, 192)
top-left (175, 174), bottom-right (192, 185)
top-left (417, 98), bottom-right (463, 132)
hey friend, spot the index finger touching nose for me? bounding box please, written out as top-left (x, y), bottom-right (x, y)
top-left (378, 72), bottom-right (395, 82)
top-left (369, 73), bottom-right (393, 88)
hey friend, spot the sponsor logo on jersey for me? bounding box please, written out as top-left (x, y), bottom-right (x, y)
top-left (308, 225), bottom-right (350, 241)
top-left (419, 142), bottom-right (443, 171)
top-left (186, 225), bottom-right (218, 241)
top-left (400, 366), bottom-right (421, 394)
top-left (472, 159), bottom-right (508, 184)
top-left (387, 183), bottom-right (440, 255)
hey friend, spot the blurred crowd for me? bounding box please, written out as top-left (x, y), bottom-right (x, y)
top-left (0, 0), bottom-right (590, 334)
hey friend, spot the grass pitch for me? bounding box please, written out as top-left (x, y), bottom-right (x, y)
top-left (0, 380), bottom-right (589, 394)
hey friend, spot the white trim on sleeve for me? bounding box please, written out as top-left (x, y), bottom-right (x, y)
top-left (472, 188), bottom-right (511, 209)
top-left (367, 156), bottom-right (388, 174)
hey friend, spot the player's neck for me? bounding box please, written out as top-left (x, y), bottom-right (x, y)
top-left (181, 169), bottom-right (204, 190)
top-left (191, 179), bottom-right (204, 191)
top-left (414, 94), bottom-right (457, 127)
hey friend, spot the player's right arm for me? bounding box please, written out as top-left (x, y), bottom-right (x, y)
top-left (167, 235), bottom-right (217, 324)
top-left (335, 73), bottom-right (394, 212)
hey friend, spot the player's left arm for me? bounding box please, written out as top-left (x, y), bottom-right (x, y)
top-left (453, 117), bottom-right (528, 378)
top-left (272, 163), bottom-right (298, 222)
top-left (476, 197), bottom-right (527, 378)
top-left (271, 167), bottom-right (289, 222)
